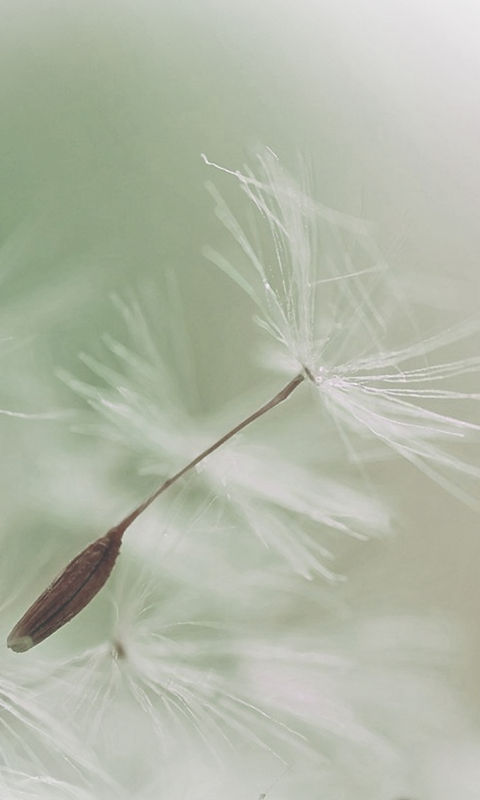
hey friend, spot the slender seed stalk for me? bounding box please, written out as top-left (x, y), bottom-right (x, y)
top-left (117, 371), bottom-right (305, 529)
top-left (7, 372), bottom-right (305, 652)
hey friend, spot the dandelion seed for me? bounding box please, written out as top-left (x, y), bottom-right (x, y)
top-left (8, 373), bottom-right (305, 650)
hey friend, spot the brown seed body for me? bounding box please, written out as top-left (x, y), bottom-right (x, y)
top-left (7, 527), bottom-right (123, 652)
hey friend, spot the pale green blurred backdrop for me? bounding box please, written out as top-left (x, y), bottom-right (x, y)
top-left (1, 0), bottom-right (480, 740)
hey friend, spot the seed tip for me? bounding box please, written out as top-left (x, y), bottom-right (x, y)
top-left (7, 633), bottom-right (34, 653)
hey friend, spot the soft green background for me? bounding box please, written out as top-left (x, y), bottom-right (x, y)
top-left (1, 2), bottom-right (480, 793)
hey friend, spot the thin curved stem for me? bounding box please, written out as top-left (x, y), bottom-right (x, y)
top-left (117, 371), bottom-right (305, 533)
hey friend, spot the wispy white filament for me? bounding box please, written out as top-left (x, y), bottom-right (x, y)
top-left (204, 150), bottom-right (480, 501)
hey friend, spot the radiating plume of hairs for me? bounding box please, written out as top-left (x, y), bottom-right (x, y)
top-left (203, 150), bottom-right (480, 503)
top-left (38, 561), bottom-right (319, 770)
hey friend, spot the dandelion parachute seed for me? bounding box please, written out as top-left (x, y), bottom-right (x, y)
top-left (7, 373), bottom-right (305, 651)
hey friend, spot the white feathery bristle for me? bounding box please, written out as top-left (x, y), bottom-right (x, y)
top-left (204, 150), bottom-right (480, 500)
